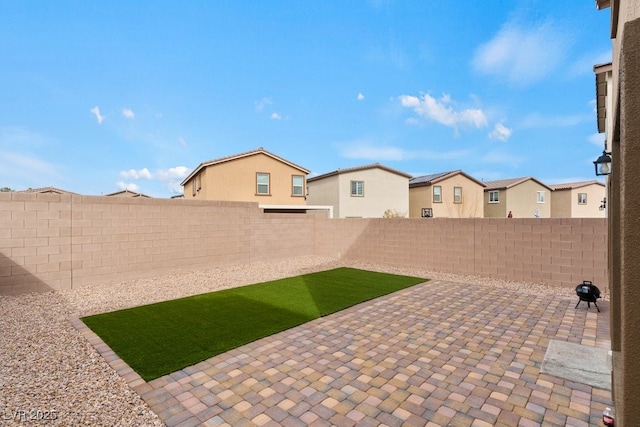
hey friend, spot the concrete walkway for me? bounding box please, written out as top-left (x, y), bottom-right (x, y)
top-left (75, 280), bottom-right (612, 426)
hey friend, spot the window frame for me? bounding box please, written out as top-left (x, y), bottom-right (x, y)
top-left (454, 187), bottom-right (462, 204)
top-left (489, 190), bottom-right (499, 203)
top-left (578, 193), bottom-right (587, 205)
top-left (537, 191), bottom-right (545, 204)
top-left (292, 175), bottom-right (304, 197)
top-left (256, 172), bottom-right (270, 196)
top-left (433, 185), bottom-right (442, 203)
top-left (350, 180), bottom-right (364, 197)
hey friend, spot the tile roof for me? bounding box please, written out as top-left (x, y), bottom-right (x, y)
top-left (548, 180), bottom-right (605, 191)
top-left (307, 163), bottom-right (412, 182)
top-left (104, 189), bottom-right (151, 198)
top-left (18, 186), bottom-right (80, 195)
top-left (409, 170), bottom-right (486, 187)
top-left (181, 147), bottom-right (310, 186)
top-left (482, 177), bottom-right (552, 191)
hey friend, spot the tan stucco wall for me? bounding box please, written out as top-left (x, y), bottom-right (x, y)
top-left (306, 175), bottom-right (341, 217)
top-left (409, 185), bottom-right (432, 218)
top-left (507, 181), bottom-right (550, 218)
top-left (550, 190), bottom-right (572, 218)
top-left (572, 185), bottom-right (607, 218)
top-left (409, 175), bottom-right (484, 218)
top-left (484, 189), bottom-right (506, 218)
top-left (610, 9), bottom-right (640, 425)
top-left (184, 153), bottom-right (307, 205)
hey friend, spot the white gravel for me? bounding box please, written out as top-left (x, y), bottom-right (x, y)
top-left (0, 256), bottom-right (588, 426)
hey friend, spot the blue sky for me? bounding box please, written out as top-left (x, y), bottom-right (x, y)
top-left (0, 1), bottom-right (611, 197)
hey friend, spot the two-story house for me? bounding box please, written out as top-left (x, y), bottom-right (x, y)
top-left (549, 180), bottom-right (606, 218)
top-left (180, 148), bottom-right (309, 205)
top-left (408, 170), bottom-right (485, 218)
top-left (483, 177), bottom-right (552, 218)
top-left (306, 163), bottom-right (411, 218)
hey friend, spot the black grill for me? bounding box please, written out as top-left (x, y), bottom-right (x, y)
top-left (575, 280), bottom-right (602, 312)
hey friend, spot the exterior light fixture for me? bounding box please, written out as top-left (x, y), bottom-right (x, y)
top-left (594, 151), bottom-right (612, 176)
top-left (599, 197), bottom-right (607, 211)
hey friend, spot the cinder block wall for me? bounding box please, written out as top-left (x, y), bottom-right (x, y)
top-left (0, 193), bottom-right (317, 295)
top-left (0, 192), bottom-right (607, 295)
top-left (323, 218), bottom-right (607, 288)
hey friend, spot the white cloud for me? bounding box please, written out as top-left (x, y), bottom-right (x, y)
top-left (178, 136), bottom-right (187, 147)
top-left (254, 97), bottom-right (272, 112)
top-left (117, 166), bottom-right (190, 195)
top-left (155, 166), bottom-right (190, 180)
top-left (588, 132), bottom-right (606, 147)
top-left (472, 19), bottom-right (570, 86)
top-left (338, 140), bottom-right (472, 162)
top-left (122, 108), bottom-right (135, 119)
top-left (399, 93), bottom-right (487, 129)
top-left (357, 93), bottom-right (365, 101)
top-left (119, 168), bottom-right (152, 180)
top-left (116, 181), bottom-right (140, 192)
top-left (90, 106), bottom-right (105, 124)
top-left (489, 123), bottom-right (512, 141)
top-left (270, 112), bottom-right (282, 120)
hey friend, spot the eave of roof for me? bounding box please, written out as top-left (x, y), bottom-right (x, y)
top-left (104, 189), bottom-right (151, 197)
top-left (307, 163), bottom-right (412, 182)
top-left (409, 170), bottom-right (486, 188)
top-left (181, 147), bottom-right (310, 186)
top-left (483, 176), bottom-right (552, 191)
top-left (548, 180), bottom-right (605, 191)
top-left (594, 62), bottom-right (612, 134)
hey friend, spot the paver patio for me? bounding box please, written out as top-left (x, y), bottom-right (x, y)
top-left (74, 279), bottom-right (612, 426)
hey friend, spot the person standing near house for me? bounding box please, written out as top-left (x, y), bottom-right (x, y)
top-left (507, 211), bottom-right (513, 218)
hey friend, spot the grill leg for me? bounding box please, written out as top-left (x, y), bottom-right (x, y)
top-left (575, 300), bottom-right (581, 309)
top-left (594, 301), bottom-right (601, 313)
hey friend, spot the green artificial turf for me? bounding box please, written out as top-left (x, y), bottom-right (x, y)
top-left (81, 267), bottom-right (427, 381)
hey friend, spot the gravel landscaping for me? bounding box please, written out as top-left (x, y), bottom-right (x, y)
top-left (0, 256), bottom-right (589, 426)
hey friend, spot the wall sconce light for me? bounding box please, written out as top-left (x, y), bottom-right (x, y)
top-left (599, 197), bottom-right (607, 211)
top-left (593, 151), bottom-right (612, 176)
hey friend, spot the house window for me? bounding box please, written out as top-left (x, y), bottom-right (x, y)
top-left (257, 173), bottom-right (270, 195)
top-left (537, 191), bottom-right (545, 203)
top-left (192, 180), bottom-right (196, 196)
top-left (454, 187), bottom-right (462, 204)
top-left (351, 180), bottom-right (364, 197)
top-left (578, 193), bottom-right (587, 204)
top-left (433, 186), bottom-right (442, 203)
top-left (292, 175), bottom-right (304, 196)
top-left (489, 190), bottom-right (499, 203)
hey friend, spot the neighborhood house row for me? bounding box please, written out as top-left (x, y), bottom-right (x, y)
top-left (22, 147), bottom-right (606, 219)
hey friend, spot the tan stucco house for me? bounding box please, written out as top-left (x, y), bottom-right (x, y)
top-left (483, 177), bottom-right (552, 218)
top-left (594, 1), bottom-right (640, 422)
top-left (408, 170), bottom-right (485, 218)
top-left (180, 148), bottom-right (309, 205)
top-left (306, 163), bottom-right (411, 218)
top-left (549, 180), bottom-right (606, 218)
